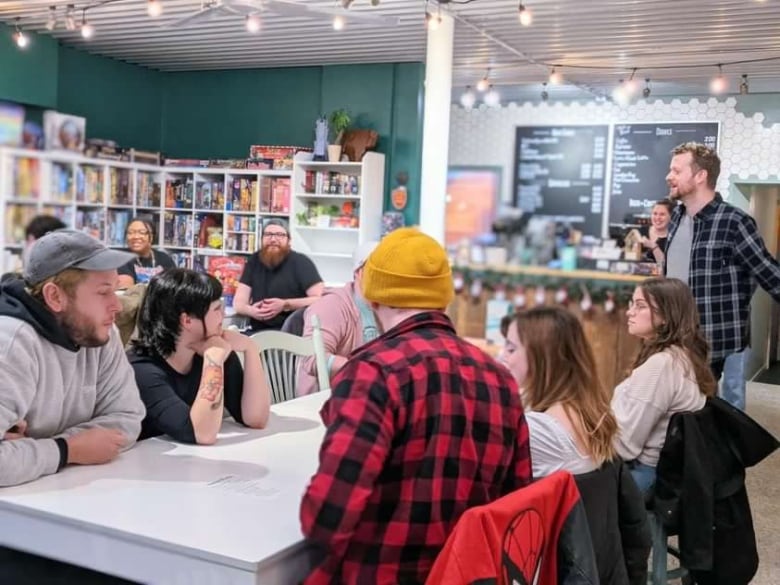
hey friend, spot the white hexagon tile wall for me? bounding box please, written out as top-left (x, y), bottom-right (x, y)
top-left (449, 97), bottom-right (780, 210)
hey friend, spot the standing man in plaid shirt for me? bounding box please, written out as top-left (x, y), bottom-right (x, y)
top-left (664, 142), bottom-right (780, 407)
top-left (300, 227), bottom-right (532, 585)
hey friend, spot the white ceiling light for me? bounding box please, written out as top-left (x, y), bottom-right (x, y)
top-left (710, 65), bottom-right (728, 94)
top-left (333, 14), bottom-right (346, 30)
top-left (612, 80), bottom-right (630, 106)
top-left (518, 3), bottom-right (532, 26)
top-left (460, 87), bottom-right (476, 109)
top-left (13, 20), bottom-right (28, 49)
top-left (46, 6), bottom-right (57, 31)
top-left (80, 10), bottom-right (94, 39)
top-left (476, 70), bottom-right (490, 92)
top-left (246, 14), bottom-right (261, 33)
top-left (65, 4), bottom-right (76, 30)
top-left (147, 0), bottom-right (163, 18)
top-left (484, 86), bottom-right (501, 107)
top-left (548, 66), bottom-right (563, 85)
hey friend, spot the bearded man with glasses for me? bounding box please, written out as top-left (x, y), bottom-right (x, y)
top-left (233, 219), bottom-right (323, 333)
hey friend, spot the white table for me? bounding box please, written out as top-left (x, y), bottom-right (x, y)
top-left (0, 391), bottom-right (330, 585)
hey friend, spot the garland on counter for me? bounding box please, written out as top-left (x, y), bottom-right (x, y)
top-left (452, 268), bottom-right (636, 312)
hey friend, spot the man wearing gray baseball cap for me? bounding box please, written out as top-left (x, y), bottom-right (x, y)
top-left (0, 230), bottom-right (145, 488)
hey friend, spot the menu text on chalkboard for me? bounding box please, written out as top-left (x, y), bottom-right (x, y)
top-left (609, 122), bottom-right (719, 224)
top-left (513, 125), bottom-right (609, 237)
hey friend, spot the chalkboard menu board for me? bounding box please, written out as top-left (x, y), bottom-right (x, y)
top-left (609, 122), bottom-right (719, 224)
top-left (514, 125), bottom-right (609, 237)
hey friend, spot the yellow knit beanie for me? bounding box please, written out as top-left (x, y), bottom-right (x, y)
top-left (361, 227), bottom-right (454, 309)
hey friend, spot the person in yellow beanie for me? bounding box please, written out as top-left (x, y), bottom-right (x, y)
top-left (301, 227), bottom-right (532, 585)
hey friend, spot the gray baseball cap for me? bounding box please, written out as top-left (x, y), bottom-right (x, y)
top-left (24, 229), bottom-right (137, 285)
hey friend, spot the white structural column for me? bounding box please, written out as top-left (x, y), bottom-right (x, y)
top-left (418, 13), bottom-right (454, 244)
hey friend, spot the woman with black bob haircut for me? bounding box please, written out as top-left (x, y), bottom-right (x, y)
top-left (128, 268), bottom-right (270, 444)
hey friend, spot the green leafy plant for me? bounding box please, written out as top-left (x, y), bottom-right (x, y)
top-left (328, 109), bottom-right (351, 144)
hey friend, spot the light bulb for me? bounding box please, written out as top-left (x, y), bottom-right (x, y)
top-left (484, 86), bottom-right (501, 107)
top-left (15, 30), bottom-right (28, 48)
top-left (518, 5), bottom-right (532, 26)
top-left (333, 14), bottom-right (345, 30)
top-left (46, 7), bottom-right (57, 31)
top-left (246, 14), bottom-right (261, 33)
top-left (549, 68), bottom-right (563, 85)
top-left (147, 0), bottom-right (163, 18)
top-left (710, 74), bottom-right (728, 94)
top-left (624, 76), bottom-right (640, 97)
top-left (425, 12), bottom-right (440, 31)
top-left (81, 22), bottom-right (94, 39)
top-left (612, 81), bottom-right (630, 106)
top-left (476, 77), bottom-right (489, 92)
top-left (460, 88), bottom-right (476, 109)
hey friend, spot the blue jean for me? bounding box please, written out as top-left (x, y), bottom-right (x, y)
top-left (719, 348), bottom-right (750, 411)
top-left (628, 461), bottom-right (657, 497)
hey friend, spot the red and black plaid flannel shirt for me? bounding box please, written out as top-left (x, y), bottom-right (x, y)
top-left (300, 311), bottom-right (532, 585)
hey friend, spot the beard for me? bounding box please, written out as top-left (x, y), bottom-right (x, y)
top-left (260, 245), bottom-right (291, 268)
top-left (59, 307), bottom-right (111, 347)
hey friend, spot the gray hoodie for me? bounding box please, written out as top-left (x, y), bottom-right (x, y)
top-left (0, 279), bottom-right (145, 487)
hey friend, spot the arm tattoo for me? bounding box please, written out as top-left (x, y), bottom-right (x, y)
top-left (200, 355), bottom-right (224, 410)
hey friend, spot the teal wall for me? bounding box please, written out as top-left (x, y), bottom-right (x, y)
top-left (57, 46), bottom-right (163, 151)
top-left (0, 29), bottom-right (425, 222)
top-left (161, 66), bottom-right (323, 158)
top-left (161, 62), bottom-right (425, 223)
top-left (0, 24), bottom-right (58, 108)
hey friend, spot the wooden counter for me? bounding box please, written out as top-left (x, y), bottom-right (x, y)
top-left (449, 265), bottom-right (647, 390)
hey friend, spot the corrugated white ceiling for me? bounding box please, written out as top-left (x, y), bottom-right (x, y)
top-left (3, 0), bottom-right (780, 100)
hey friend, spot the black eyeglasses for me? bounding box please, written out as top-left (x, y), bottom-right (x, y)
top-left (263, 232), bottom-right (289, 240)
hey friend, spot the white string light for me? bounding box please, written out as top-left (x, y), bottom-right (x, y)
top-left (13, 19), bottom-right (28, 49)
top-left (476, 69), bottom-right (490, 92)
top-left (80, 8), bottom-right (94, 39)
top-left (333, 14), bottom-right (346, 30)
top-left (460, 87), bottom-right (476, 109)
top-left (709, 64), bottom-right (728, 94)
top-left (46, 6), bottom-right (57, 31)
top-left (518, 3), bottom-right (532, 26)
top-left (246, 14), bottom-right (261, 33)
top-left (147, 0), bottom-right (163, 18)
top-left (65, 4), bottom-right (76, 30)
top-left (484, 85), bottom-right (501, 107)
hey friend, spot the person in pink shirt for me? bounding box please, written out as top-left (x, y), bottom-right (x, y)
top-left (297, 241), bottom-right (380, 396)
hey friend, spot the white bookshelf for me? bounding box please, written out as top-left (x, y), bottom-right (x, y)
top-left (0, 147), bottom-right (294, 275)
top-left (290, 151), bottom-right (385, 285)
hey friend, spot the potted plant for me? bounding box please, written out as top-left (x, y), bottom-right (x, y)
top-left (327, 108), bottom-right (351, 162)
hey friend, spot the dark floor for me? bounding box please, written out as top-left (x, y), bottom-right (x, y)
top-left (754, 362), bottom-right (780, 385)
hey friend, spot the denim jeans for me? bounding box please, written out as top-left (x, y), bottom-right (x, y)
top-left (719, 348), bottom-right (750, 411)
top-left (628, 461), bottom-right (657, 497)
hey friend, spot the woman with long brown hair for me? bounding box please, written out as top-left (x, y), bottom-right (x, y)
top-left (613, 277), bottom-right (716, 493)
top-left (500, 306), bottom-right (618, 478)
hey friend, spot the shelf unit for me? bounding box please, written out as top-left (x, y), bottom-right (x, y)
top-left (0, 147), bottom-right (292, 276)
top-left (291, 151), bottom-right (385, 284)
top-left (0, 148), bottom-right (387, 286)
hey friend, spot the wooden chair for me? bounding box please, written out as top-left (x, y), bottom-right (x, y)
top-left (250, 314), bottom-right (330, 403)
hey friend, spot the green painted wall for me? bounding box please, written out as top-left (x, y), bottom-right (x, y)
top-left (0, 24), bottom-right (59, 108)
top-left (389, 63), bottom-right (424, 226)
top-left (57, 46), bottom-right (163, 151)
top-left (161, 67), bottom-right (322, 158)
top-left (161, 62), bottom-right (426, 223)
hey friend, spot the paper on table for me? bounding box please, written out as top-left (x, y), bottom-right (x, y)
top-left (207, 475), bottom-right (280, 498)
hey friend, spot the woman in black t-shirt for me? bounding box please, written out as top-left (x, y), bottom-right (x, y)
top-left (117, 217), bottom-right (176, 288)
top-left (127, 269), bottom-right (271, 444)
top-left (639, 200), bottom-right (674, 264)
